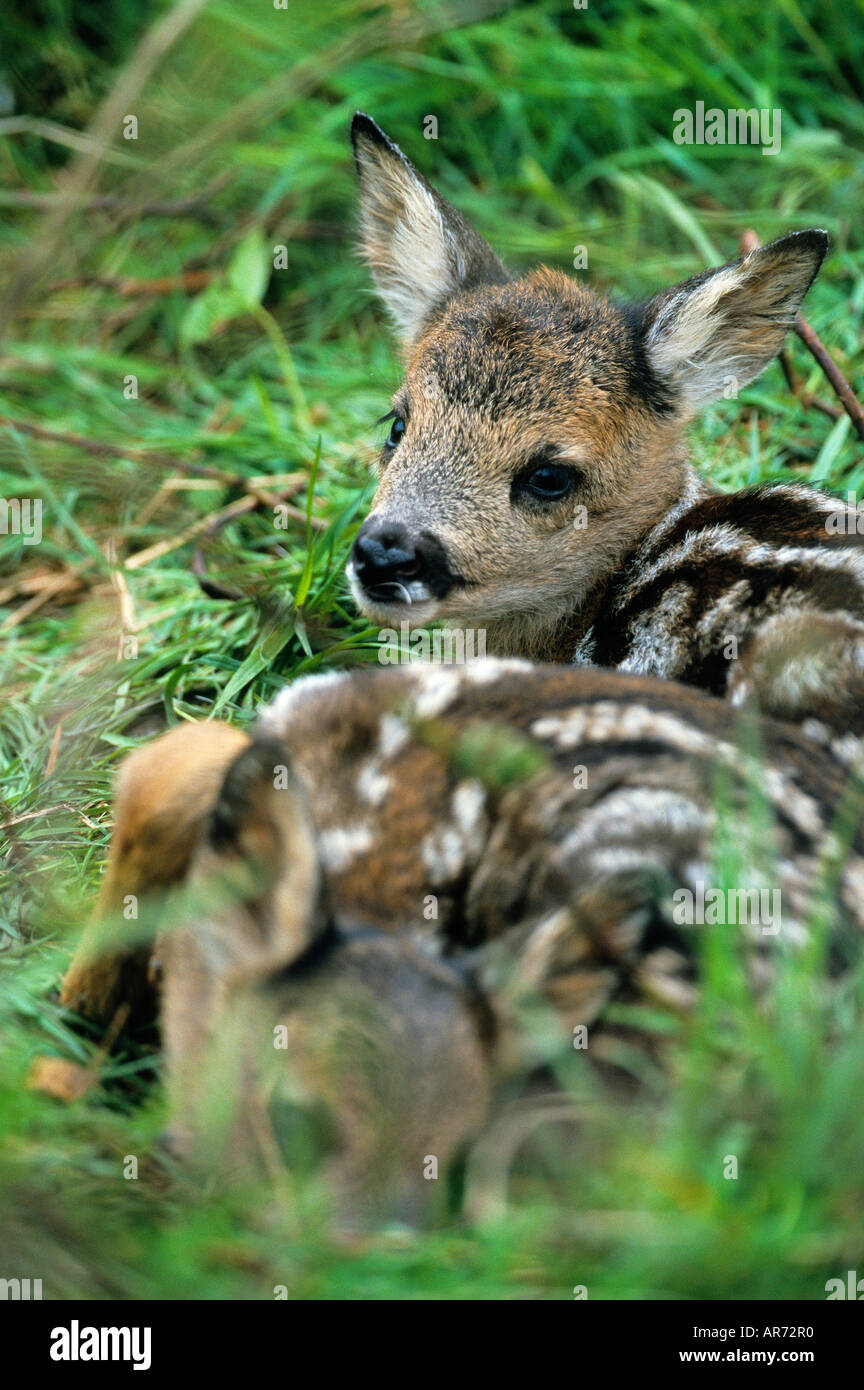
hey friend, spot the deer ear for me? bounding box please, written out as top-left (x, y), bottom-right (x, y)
top-left (351, 111), bottom-right (509, 344)
top-left (186, 736), bottom-right (327, 983)
top-left (641, 229), bottom-right (828, 412)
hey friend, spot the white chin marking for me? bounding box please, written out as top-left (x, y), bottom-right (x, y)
top-left (383, 579), bottom-right (433, 606)
top-left (372, 581), bottom-right (433, 607)
top-left (350, 564), bottom-right (436, 608)
top-left (348, 571), bottom-right (437, 620)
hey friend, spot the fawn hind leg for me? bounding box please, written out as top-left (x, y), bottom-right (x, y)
top-left (60, 720), bottom-right (250, 1023)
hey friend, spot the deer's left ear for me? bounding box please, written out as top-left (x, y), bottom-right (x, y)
top-left (351, 112), bottom-right (509, 345)
top-left (640, 229), bottom-right (829, 412)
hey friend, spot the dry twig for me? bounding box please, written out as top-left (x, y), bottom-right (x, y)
top-left (739, 229), bottom-right (864, 443)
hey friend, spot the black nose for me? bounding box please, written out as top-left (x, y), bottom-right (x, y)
top-left (351, 522), bottom-right (424, 596)
top-left (351, 522), bottom-right (457, 602)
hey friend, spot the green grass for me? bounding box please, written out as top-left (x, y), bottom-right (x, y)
top-left (1, 0), bottom-right (863, 1299)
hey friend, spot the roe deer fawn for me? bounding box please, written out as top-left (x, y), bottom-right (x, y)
top-left (62, 661), bottom-right (864, 1223)
top-left (347, 114), bottom-right (864, 740)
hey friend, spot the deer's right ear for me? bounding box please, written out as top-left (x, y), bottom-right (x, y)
top-left (351, 112), bottom-right (509, 345)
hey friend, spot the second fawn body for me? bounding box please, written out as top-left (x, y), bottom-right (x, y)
top-left (62, 661), bottom-right (864, 1221)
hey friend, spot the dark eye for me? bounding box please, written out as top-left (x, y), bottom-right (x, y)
top-left (512, 460), bottom-right (579, 503)
top-left (385, 415), bottom-right (406, 449)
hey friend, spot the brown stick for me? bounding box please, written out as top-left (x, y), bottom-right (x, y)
top-left (3, 191), bottom-right (221, 226)
top-left (44, 270), bottom-right (216, 298)
top-left (125, 480), bottom-right (324, 573)
top-left (739, 229), bottom-right (864, 443)
top-left (792, 314), bottom-right (864, 443)
top-left (0, 802), bottom-right (101, 832)
top-left (125, 495), bottom-right (263, 571)
top-left (0, 415), bottom-right (238, 483)
top-left (0, 568), bottom-right (86, 606)
top-left (44, 721), bottom-right (64, 779)
top-left (0, 571), bottom-right (90, 632)
top-left (799, 392), bottom-right (843, 423)
top-left (0, 415), bottom-right (326, 617)
top-left (777, 347), bottom-right (798, 396)
top-left (778, 345), bottom-right (843, 422)
top-left (192, 484), bottom-right (326, 601)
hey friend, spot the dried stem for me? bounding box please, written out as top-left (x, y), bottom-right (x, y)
top-left (739, 229), bottom-right (864, 443)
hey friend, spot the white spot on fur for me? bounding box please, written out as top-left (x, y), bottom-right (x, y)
top-left (452, 780), bottom-right (485, 834)
top-left (421, 825), bottom-right (465, 886)
top-left (259, 671), bottom-right (349, 736)
top-left (410, 666), bottom-right (461, 718)
top-left (356, 761), bottom-right (391, 807)
top-left (318, 823), bottom-right (373, 873)
top-left (462, 657), bottom-right (533, 684)
top-left (379, 713), bottom-right (411, 758)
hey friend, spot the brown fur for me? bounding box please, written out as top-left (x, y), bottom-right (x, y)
top-left (61, 721), bottom-right (250, 1021)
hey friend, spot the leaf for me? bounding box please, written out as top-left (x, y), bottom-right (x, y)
top-left (228, 228), bottom-right (270, 308)
top-left (180, 281), bottom-right (245, 346)
top-left (810, 413), bottom-right (851, 483)
top-left (608, 172), bottom-right (720, 264)
top-left (293, 435), bottom-right (323, 609)
top-left (212, 619), bottom-right (295, 713)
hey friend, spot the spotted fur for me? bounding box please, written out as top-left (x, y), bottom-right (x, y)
top-left (570, 483), bottom-right (864, 736)
top-left (63, 661), bottom-right (864, 1212)
top-left (66, 659), bottom-right (864, 1018)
